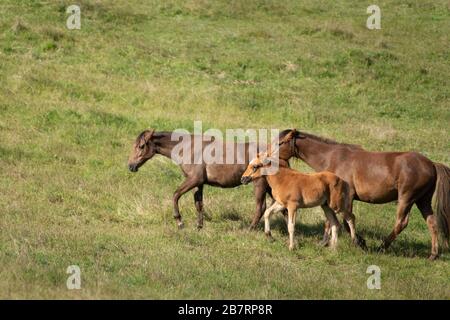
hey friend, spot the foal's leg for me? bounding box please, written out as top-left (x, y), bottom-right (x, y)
top-left (379, 195), bottom-right (414, 252)
top-left (416, 190), bottom-right (439, 260)
top-left (264, 202), bottom-right (285, 239)
top-left (173, 178), bottom-right (200, 229)
top-left (193, 185), bottom-right (204, 229)
top-left (320, 220), bottom-right (332, 247)
top-left (287, 205), bottom-right (298, 251)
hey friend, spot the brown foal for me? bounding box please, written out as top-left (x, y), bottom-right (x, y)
top-left (241, 153), bottom-right (358, 251)
top-left (276, 129), bottom-right (450, 259)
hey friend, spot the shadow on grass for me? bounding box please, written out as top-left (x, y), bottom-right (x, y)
top-left (361, 227), bottom-right (437, 259)
top-left (243, 215), bottom-right (441, 259)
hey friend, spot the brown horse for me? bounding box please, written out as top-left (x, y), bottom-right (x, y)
top-left (127, 129), bottom-right (272, 229)
top-left (241, 153), bottom-right (359, 251)
top-left (275, 129), bottom-right (450, 260)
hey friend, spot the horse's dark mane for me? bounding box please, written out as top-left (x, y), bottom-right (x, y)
top-left (279, 129), bottom-right (363, 150)
top-left (136, 130), bottom-right (172, 143)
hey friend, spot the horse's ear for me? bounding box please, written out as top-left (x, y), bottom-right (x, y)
top-left (279, 129), bottom-right (297, 145)
top-left (296, 130), bottom-right (306, 139)
top-left (139, 129), bottom-right (155, 147)
top-left (144, 129), bottom-right (155, 142)
top-left (290, 129), bottom-right (307, 139)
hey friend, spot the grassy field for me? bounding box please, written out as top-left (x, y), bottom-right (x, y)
top-left (0, 0), bottom-right (449, 299)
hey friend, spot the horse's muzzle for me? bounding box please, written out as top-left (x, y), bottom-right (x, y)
top-left (128, 163), bottom-right (138, 172)
top-left (240, 176), bottom-right (252, 185)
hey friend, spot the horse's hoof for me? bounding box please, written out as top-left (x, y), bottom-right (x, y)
top-left (203, 213), bottom-right (212, 221)
top-left (320, 240), bottom-right (329, 247)
top-left (319, 238), bottom-right (330, 247)
top-left (177, 222), bottom-right (184, 230)
top-left (265, 232), bottom-right (275, 242)
top-left (355, 236), bottom-right (368, 251)
top-left (197, 225), bottom-right (203, 230)
top-left (428, 254), bottom-right (439, 261)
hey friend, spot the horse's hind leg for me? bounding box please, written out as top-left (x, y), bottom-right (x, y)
top-left (322, 219), bottom-right (351, 246)
top-left (416, 190), bottom-right (439, 260)
top-left (340, 199), bottom-right (367, 250)
top-left (379, 196), bottom-right (413, 252)
top-left (173, 178), bottom-right (199, 229)
top-left (342, 211), bottom-right (366, 250)
top-left (194, 185), bottom-right (204, 229)
top-left (321, 205), bottom-right (340, 248)
top-left (320, 220), bottom-right (332, 247)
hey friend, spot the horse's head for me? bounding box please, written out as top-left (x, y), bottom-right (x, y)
top-left (277, 129), bottom-right (304, 159)
top-left (241, 153), bottom-right (273, 184)
top-left (128, 129), bottom-right (157, 172)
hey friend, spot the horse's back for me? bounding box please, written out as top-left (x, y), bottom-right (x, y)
top-left (348, 150), bottom-right (436, 202)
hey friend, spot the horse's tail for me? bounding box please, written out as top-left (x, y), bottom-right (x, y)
top-left (433, 163), bottom-right (450, 249)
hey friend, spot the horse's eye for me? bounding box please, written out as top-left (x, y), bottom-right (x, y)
top-left (139, 144), bottom-right (145, 150)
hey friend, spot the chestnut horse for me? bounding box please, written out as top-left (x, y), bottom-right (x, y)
top-left (128, 129), bottom-right (272, 229)
top-left (276, 129), bottom-right (450, 260)
top-left (241, 153), bottom-right (360, 251)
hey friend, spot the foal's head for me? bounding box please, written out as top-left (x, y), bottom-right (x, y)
top-left (240, 153), bottom-right (273, 185)
top-left (128, 129), bottom-right (157, 172)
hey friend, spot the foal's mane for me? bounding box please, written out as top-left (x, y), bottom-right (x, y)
top-left (279, 129), bottom-right (363, 150)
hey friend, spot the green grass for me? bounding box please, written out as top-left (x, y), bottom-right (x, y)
top-left (0, 0), bottom-right (449, 299)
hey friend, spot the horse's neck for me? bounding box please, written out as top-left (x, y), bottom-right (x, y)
top-left (153, 133), bottom-right (178, 159)
top-left (297, 138), bottom-right (342, 172)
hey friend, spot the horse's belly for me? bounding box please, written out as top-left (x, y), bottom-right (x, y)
top-left (353, 164), bottom-right (398, 203)
top-left (356, 188), bottom-right (398, 203)
top-left (205, 165), bottom-right (244, 187)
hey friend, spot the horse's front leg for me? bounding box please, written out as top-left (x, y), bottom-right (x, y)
top-left (264, 202), bottom-right (285, 240)
top-left (248, 178), bottom-right (267, 230)
top-left (193, 185), bottom-right (204, 229)
top-left (173, 178), bottom-right (199, 229)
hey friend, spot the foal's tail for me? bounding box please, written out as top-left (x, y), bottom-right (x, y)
top-left (433, 163), bottom-right (450, 249)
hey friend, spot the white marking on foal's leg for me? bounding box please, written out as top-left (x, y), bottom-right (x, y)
top-left (330, 224), bottom-right (338, 248)
top-left (264, 208), bottom-right (272, 236)
top-left (287, 207), bottom-right (297, 251)
top-left (288, 221), bottom-right (295, 250)
top-left (264, 202), bottom-right (285, 238)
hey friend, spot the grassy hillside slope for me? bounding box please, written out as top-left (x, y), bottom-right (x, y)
top-left (0, 0), bottom-right (449, 298)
